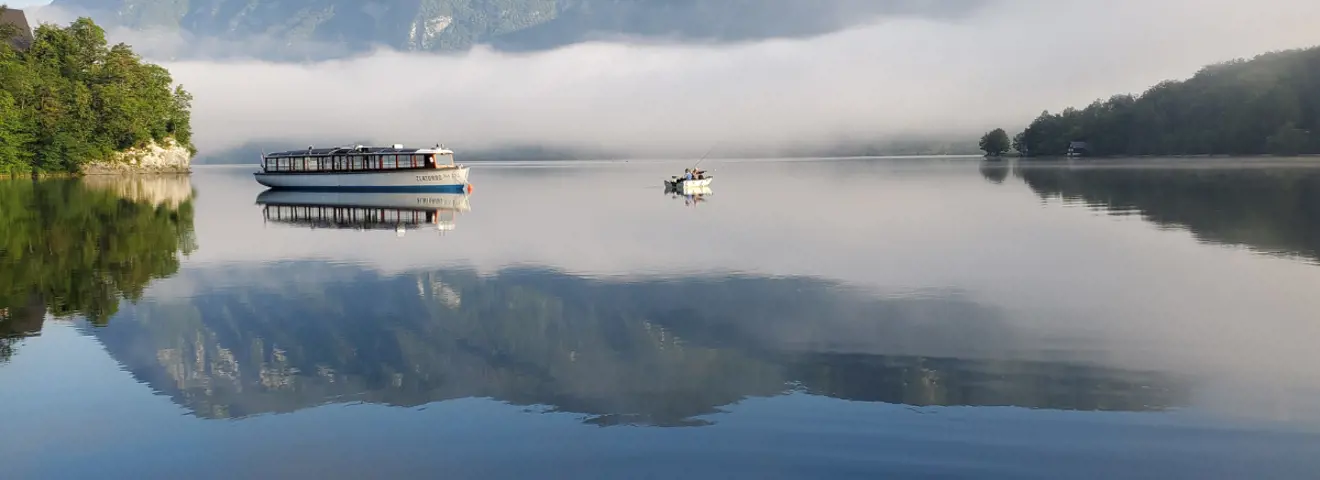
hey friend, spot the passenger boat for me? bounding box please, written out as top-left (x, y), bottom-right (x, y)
top-left (254, 144), bottom-right (470, 192)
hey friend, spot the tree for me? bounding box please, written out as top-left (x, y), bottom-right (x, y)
top-left (0, 15), bottom-right (193, 175)
top-left (979, 128), bottom-right (1011, 157)
top-left (1011, 131), bottom-right (1028, 156)
top-left (1266, 123), bottom-right (1310, 156)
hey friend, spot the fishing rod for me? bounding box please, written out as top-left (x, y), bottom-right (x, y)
top-left (693, 143), bottom-right (719, 169)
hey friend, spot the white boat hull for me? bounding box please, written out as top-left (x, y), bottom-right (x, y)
top-left (674, 185), bottom-right (712, 196)
top-left (664, 177), bottom-right (714, 189)
top-left (254, 166), bottom-right (470, 192)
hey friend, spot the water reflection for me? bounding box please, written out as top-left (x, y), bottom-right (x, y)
top-left (1015, 162), bottom-right (1320, 263)
top-left (664, 184), bottom-right (712, 207)
top-left (0, 177), bottom-right (196, 352)
top-left (86, 263), bottom-right (1189, 426)
top-left (255, 190), bottom-right (472, 234)
top-left (979, 161), bottom-right (1010, 184)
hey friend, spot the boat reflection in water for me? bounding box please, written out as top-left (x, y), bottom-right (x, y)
top-left (255, 190), bottom-right (471, 235)
top-left (665, 183), bottom-right (711, 207)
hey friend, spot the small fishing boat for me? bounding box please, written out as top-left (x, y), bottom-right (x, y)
top-left (664, 167), bottom-right (714, 190)
top-left (254, 144), bottom-right (470, 192)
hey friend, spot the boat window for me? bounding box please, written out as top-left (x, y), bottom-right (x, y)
top-left (381, 155), bottom-right (395, 169)
top-left (307, 156), bottom-right (320, 171)
top-left (351, 156), bottom-right (363, 170)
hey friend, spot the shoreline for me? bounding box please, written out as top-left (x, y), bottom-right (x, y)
top-left (1009, 153), bottom-right (1320, 160)
top-left (1, 171), bottom-right (193, 179)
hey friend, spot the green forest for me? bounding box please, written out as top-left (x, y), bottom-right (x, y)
top-left (998, 45), bottom-right (1320, 157)
top-left (0, 9), bottom-right (193, 176)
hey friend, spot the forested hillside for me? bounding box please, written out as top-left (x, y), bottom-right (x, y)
top-left (1012, 45), bottom-right (1320, 157)
top-left (1, 11), bottom-right (193, 175)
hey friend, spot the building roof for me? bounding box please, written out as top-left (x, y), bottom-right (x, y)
top-left (264, 145), bottom-right (451, 157)
top-left (0, 8), bottom-right (33, 51)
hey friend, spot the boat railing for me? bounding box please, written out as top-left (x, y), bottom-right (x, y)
top-left (260, 152), bottom-right (458, 173)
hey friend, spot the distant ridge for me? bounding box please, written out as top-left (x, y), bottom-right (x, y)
top-left (44, 0), bottom-right (986, 60)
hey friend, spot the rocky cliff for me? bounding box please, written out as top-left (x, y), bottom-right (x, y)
top-left (80, 138), bottom-right (193, 175)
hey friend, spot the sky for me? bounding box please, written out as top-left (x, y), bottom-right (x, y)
top-left (3, 0), bottom-right (49, 8)
top-left (23, 0), bottom-right (1320, 157)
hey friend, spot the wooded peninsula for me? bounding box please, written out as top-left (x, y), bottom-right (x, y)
top-left (982, 44), bottom-right (1320, 158)
top-left (1, 8), bottom-right (194, 176)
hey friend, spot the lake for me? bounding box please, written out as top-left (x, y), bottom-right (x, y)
top-left (3, 157), bottom-right (1320, 479)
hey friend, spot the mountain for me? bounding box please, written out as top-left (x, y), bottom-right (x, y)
top-left (45, 0), bottom-right (985, 59)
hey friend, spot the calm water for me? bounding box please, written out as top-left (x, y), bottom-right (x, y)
top-left (3, 157), bottom-right (1320, 479)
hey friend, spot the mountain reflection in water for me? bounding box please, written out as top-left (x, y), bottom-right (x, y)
top-left (88, 263), bottom-right (1188, 427)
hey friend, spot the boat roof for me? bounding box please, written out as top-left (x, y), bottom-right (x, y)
top-left (265, 145), bottom-right (452, 157)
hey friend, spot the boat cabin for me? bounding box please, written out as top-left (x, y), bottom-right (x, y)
top-left (260, 144), bottom-right (455, 173)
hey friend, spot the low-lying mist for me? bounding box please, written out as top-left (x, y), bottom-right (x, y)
top-left (28, 0), bottom-right (1320, 158)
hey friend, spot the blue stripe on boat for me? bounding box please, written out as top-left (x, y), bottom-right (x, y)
top-left (260, 185), bottom-right (469, 193)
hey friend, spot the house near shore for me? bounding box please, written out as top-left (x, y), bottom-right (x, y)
top-left (1067, 141), bottom-right (1090, 157)
top-left (1, 7), bottom-right (34, 51)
